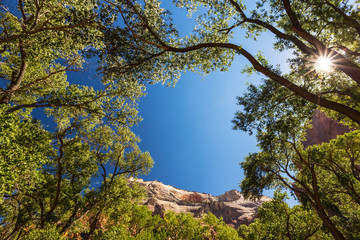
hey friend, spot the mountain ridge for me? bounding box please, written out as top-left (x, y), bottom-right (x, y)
top-left (128, 178), bottom-right (271, 228)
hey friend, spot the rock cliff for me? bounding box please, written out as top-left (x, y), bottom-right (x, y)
top-left (129, 178), bottom-right (271, 229)
top-left (303, 110), bottom-right (351, 147)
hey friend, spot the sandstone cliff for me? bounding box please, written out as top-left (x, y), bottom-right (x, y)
top-left (129, 178), bottom-right (271, 229)
top-left (303, 110), bottom-right (351, 148)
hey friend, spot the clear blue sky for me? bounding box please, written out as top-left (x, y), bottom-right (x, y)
top-left (135, 65), bottom-right (260, 195)
top-left (133, 1), bottom-right (291, 198)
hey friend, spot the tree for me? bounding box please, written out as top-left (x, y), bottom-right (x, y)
top-left (239, 192), bottom-right (331, 240)
top-left (0, 1), bottom-right (153, 238)
top-left (98, 0), bottom-right (360, 125)
top-left (0, 0), bottom-right (103, 109)
top-left (92, 205), bottom-right (242, 240)
top-left (232, 77), bottom-right (360, 239)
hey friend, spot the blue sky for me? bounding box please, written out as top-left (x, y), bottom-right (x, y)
top-left (135, 63), bottom-right (260, 195)
top-left (134, 1), bottom-right (289, 198)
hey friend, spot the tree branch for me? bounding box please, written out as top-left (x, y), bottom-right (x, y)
top-left (324, 0), bottom-right (360, 36)
top-left (331, 44), bottom-right (360, 57)
top-left (282, 0), bottom-right (360, 84)
top-left (0, 42), bottom-right (27, 104)
top-left (46, 132), bottom-right (66, 220)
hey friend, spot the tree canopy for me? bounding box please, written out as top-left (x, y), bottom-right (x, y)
top-left (98, 0), bottom-right (360, 124)
top-left (1, 0), bottom-right (360, 239)
top-left (0, 0), bottom-right (153, 238)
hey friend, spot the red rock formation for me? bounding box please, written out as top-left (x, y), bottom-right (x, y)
top-left (303, 110), bottom-right (350, 148)
top-left (129, 178), bottom-right (271, 229)
top-left (181, 193), bottom-right (204, 202)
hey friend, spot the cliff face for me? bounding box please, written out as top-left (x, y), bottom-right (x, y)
top-left (303, 110), bottom-right (351, 148)
top-left (129, 178), bottom-right (271, 229)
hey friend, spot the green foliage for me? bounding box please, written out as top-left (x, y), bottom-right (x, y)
top-left (234, 77), bottom-right (360, 239)
top-left (93, 206), bottom-right (242, 240)
top-left (93, 5), bottom-right (360, 237)
top-left (202, 213), bottom-right (240, 240)
top-left (239, 192), bottom-right (331, 240)
top-left (0, 0), bottom-right (103, 107)
top-left (0, 1), bottom-right (155, 239)
top-left (296, 130), bottom-right (360, 239)
top-left (22, 224), bottom-right (65, 240)
top-left (96, 0), bottom-right (360, 124)
top-left (98, 0), bottom-right (235, 87)
top-left (0, 106), bottom-right (53, 201)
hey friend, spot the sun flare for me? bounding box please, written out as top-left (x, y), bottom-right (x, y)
top-left (314, 56), bottom-right (333, 73)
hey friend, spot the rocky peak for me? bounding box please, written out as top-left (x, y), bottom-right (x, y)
top-left (218, 190), bottom-right (243, 202)
top-left (129, 178), bottom-right (271, 228)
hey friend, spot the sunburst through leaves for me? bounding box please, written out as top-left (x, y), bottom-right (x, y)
top-left (314, 56), bottom-right (333, 73)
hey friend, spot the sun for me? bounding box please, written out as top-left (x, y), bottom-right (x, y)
top-left (314, 56), bottom-right (333, 73)
top-left (302, 51), bottom-right (338, 76)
